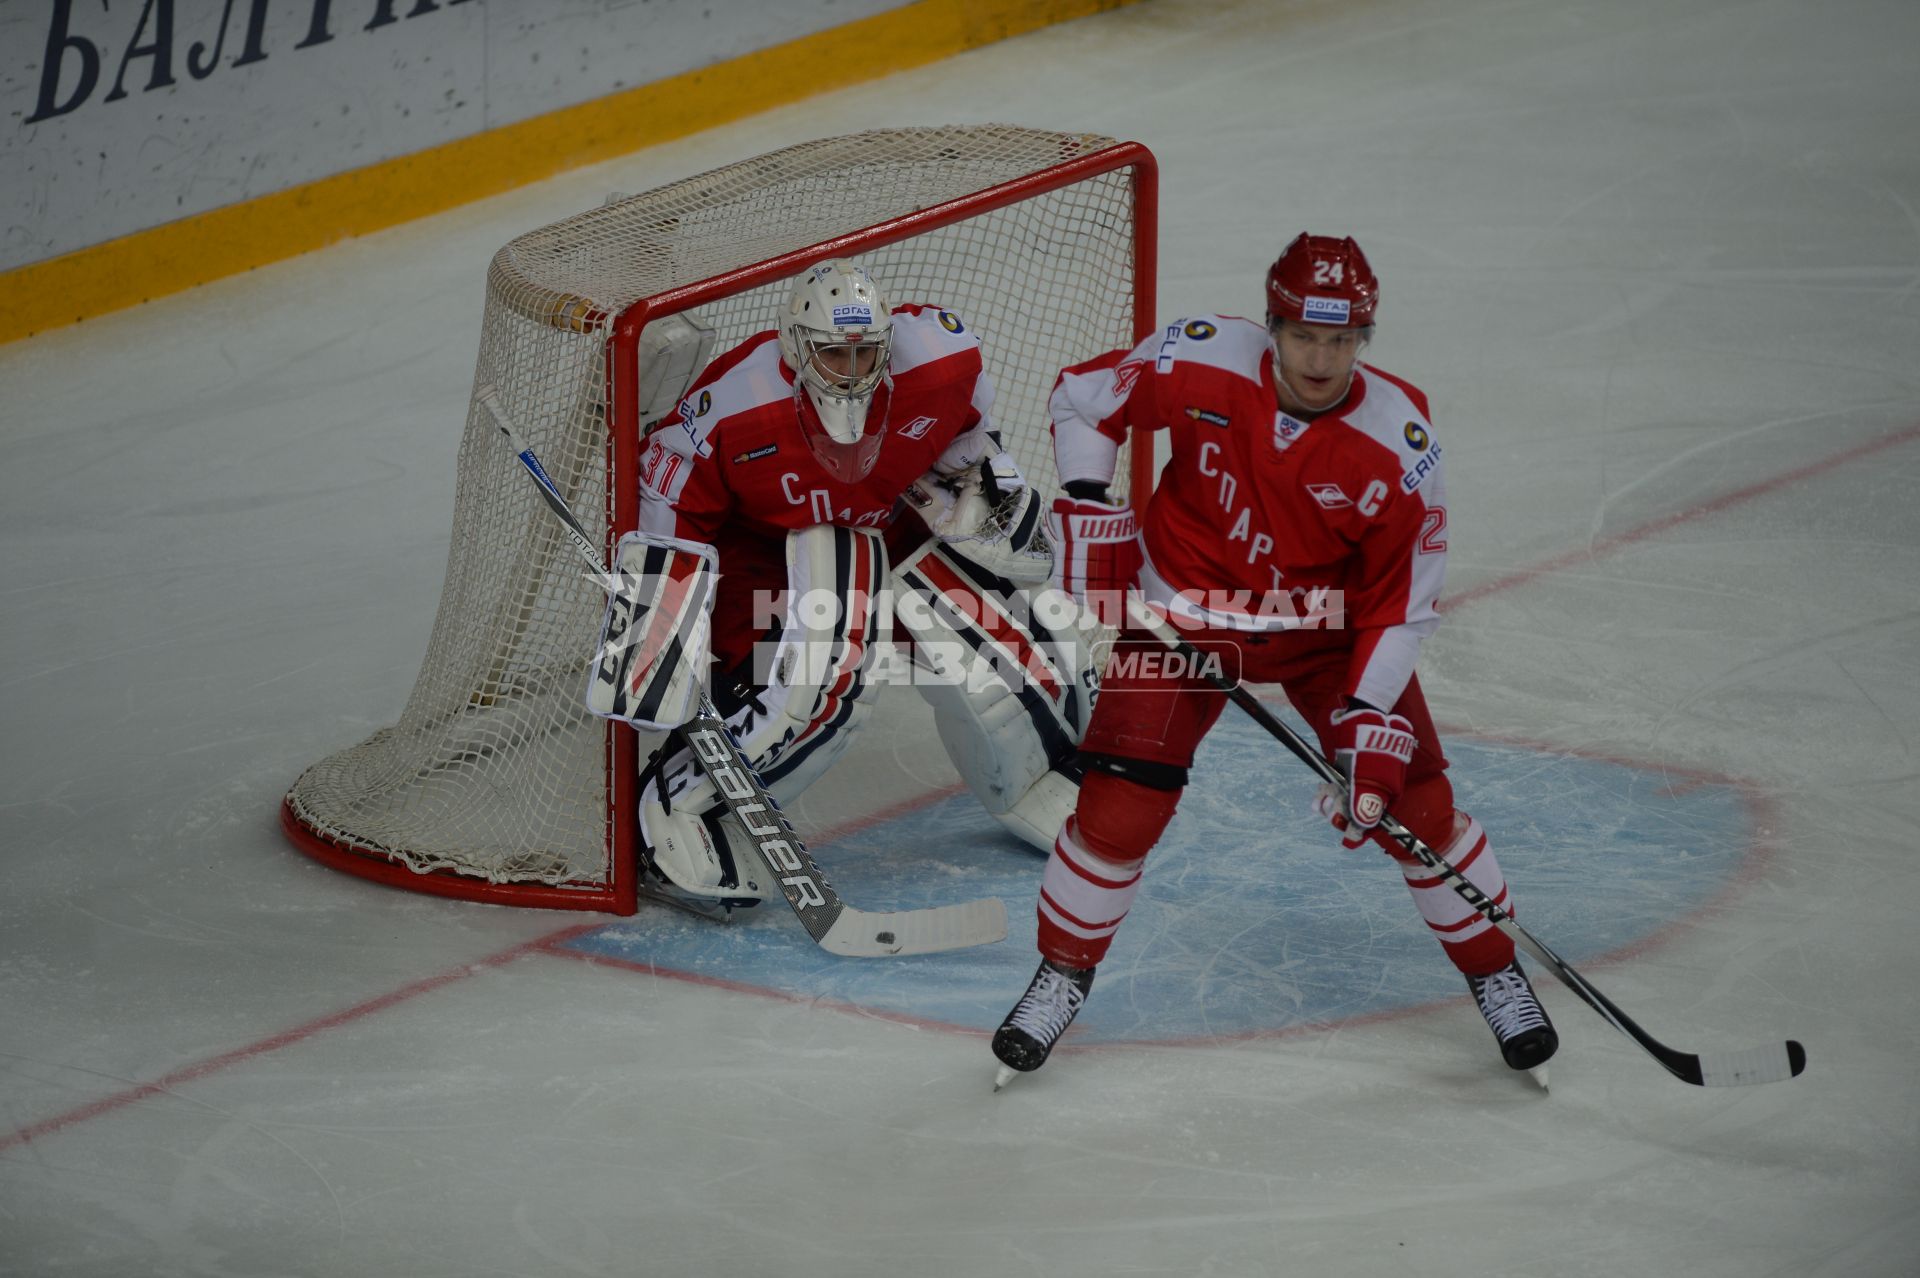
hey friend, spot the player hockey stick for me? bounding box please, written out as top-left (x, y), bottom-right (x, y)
top-left (1124, 596), bottom-right (1806, 1087)
top-left (478, 385), bottom-right (1007, 956)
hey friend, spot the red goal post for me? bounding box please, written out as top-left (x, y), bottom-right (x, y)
top-left (282, 125), bottom-right (1159, 913)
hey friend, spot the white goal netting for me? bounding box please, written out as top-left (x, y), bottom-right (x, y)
top-left (284, 125), bottom-right (1154, 908)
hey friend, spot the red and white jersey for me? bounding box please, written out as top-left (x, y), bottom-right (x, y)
top-left (639, 303), bottom-right (998, 667)
top-left (1050, 314), bottom-right (1448, 710)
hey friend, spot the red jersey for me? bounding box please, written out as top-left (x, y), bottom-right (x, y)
top-left (1050, 314), bottom-right (1447, 709)
top-left (640, 304), bottom-right (1000, 667)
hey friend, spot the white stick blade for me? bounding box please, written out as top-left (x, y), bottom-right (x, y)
top-left (1697, 1042), bottom-right (1805, 1087)
top-left (818, 898), bottom-right (1007, 957)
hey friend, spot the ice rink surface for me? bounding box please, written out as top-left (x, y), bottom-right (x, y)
top-left (4, 0), bottom-right (1918, 1273)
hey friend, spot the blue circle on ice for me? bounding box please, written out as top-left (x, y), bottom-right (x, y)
top-left (565, 715), bottom-right (1761, 1045)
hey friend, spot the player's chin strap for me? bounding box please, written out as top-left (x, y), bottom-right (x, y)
top-left (1123, 593), bottom-right (1806, 1088)
top-left (479, 384), bottom-right (1006, 957)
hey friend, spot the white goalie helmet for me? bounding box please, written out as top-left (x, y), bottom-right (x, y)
top-left (779, 259), bottom-right (895, 482)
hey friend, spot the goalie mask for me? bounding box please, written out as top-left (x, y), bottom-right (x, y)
top-left (779, 260), bottom-right (895, 483)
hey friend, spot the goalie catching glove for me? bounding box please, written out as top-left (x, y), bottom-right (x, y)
top-left (1046, 495), bottom-right (1141, 627)
top-left (904, 449), bottom-right (1050, 586)
top-left (1315, 704), bottom-right (1418, 849)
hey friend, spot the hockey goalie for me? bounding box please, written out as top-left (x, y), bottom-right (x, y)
top-left (588, 259), bottom-right (1101, 918)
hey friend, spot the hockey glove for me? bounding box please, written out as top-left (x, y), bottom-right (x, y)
top-left (1046, 495), bottom-right (1141, 627)
top-left (1319, 705), bottom-right (1418, 849)
top-left (585, 532), bottom-right (718, 731)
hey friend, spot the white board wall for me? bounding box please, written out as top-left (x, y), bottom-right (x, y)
top-left (2, 0), bottom-right (904, 273)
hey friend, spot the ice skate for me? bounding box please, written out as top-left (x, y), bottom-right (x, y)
top-left (1468, 960), bottom-right (1558, 1087)
top-left (637, 803), bottom-right (773, 922)
top-left (992, 958), bottom-right (1094, 1089)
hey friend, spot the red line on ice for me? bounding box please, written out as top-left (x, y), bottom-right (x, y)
top-left (5, 424), bottom-right (1911, 1149)
top-left (0, 926), bottom-right (601, 1154)
top-left (1446, 421), bottom-right (1920, 610)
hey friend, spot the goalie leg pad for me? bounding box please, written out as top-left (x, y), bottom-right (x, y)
top-left (744, 524), bottom-right (888, 801)
top-left (894, 541), bottom-right (1101, 852)
top-left (641, 526), bottom-right (886, 896)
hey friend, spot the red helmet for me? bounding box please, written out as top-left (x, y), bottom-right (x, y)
top-left (1265, 233), bottom-right (1379, 328)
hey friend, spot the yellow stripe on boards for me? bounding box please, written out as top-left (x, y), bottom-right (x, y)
top-left (0, 0), bottom-right (1140, 346)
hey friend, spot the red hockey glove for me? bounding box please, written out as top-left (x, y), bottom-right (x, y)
top-left (1321, 705), bottom-right (1418, 849)
top-left (1046, 495), bottom-right (1141, 627)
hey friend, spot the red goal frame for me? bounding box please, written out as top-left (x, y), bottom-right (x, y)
top-left (283, 140), bottom-right (1159, 914)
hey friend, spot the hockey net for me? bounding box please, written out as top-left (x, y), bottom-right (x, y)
top-left (282, 124), bottom-right (1158, 912)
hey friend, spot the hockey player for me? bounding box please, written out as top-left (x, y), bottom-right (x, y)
top-left (992, 234), bottom-right (1559, 1083)
top-left (626, 259), bottom-right (1095, 915)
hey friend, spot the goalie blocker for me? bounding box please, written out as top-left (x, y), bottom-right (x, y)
top-left (593, 518), bottom-right (1099, 914)
top-left (586, 532), bottom-right (720, 731)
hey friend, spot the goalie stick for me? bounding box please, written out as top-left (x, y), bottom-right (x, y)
top-left (1125, 595), bottom-right (1807, 1088)
top-left (478, 385), bottom-right (1007, 957)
